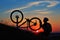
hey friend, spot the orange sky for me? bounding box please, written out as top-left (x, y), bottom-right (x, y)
top-left (0, 17), bottom-right (60, 33)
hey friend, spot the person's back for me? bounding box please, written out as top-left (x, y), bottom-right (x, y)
top-left (43, 23), bottom-right (52, 33)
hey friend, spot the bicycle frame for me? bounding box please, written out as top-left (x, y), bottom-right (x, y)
top-left (19, 18), bottom-right (30, 29)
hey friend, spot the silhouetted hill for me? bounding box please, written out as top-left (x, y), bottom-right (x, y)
top-left (49, 33), bottom-right (60, 40)
top-left (0, 23), bottom-right (60, 40)
top-left (0, 23), bottom-right (35, 40)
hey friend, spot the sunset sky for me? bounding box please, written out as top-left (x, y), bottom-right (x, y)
top-left (0, 0), bottom-right (60, 33)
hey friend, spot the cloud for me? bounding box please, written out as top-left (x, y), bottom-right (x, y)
top-left (25, 10), bottom-right (51, 15)
top-left (47, 1), bottom-right (59, 7)
top-left (33, 10), bottom-right (51, 14)
top-left (5, 1), bottom-right (59, 13)
top-left (37, 11), bottom-right (50, 14)
top-left (6, 1), bottom-right (41, 13)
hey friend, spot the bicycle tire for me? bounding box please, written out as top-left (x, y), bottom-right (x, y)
top-left (10, 10), bottom-right (24, 23)
top-left (29, 17), bottom-right (42, 31)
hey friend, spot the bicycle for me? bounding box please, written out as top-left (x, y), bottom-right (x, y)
top-left (10, 10), bottom-right (42, 31)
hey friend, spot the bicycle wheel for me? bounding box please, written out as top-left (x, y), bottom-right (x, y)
top-left (29, 17), bottom-right (42, 31)
top-left (10, 10), bottom-right (24, 23)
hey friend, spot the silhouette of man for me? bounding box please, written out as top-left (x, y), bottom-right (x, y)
top-left (41, 17), bottom-right (52, 40)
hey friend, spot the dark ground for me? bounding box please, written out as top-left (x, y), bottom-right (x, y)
top-left (0, 23), bottom-right (60, 40)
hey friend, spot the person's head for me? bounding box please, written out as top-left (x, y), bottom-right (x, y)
top-left (43, 17), bottom-right (49, 23)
